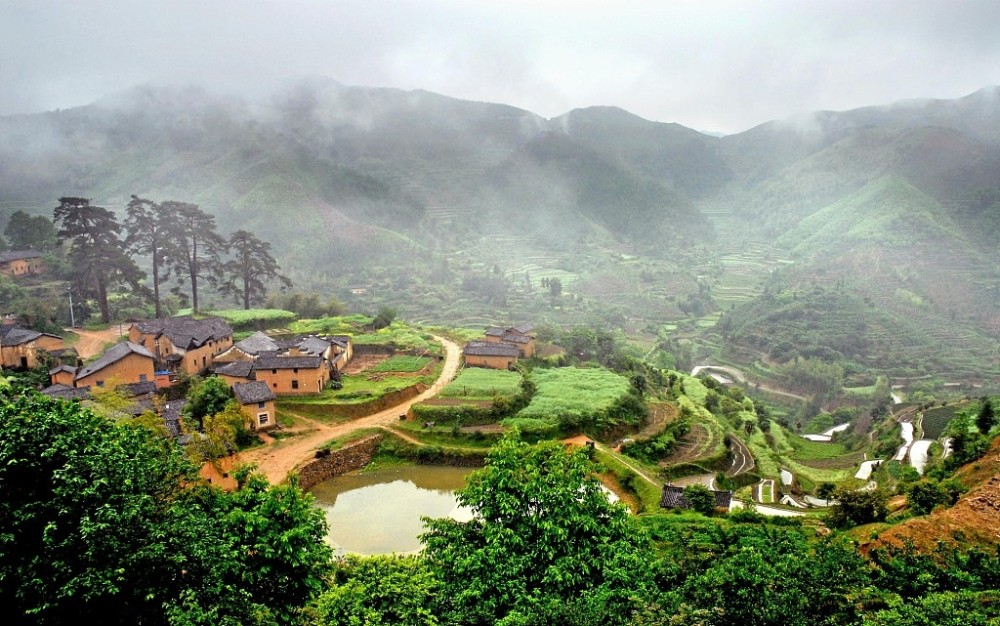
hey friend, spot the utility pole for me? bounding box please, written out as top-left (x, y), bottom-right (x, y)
top-left (67, 287), bottom-right (75, 328)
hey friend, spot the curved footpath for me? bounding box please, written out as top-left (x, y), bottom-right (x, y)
top-left (232, 335), bottom-right (462, 486)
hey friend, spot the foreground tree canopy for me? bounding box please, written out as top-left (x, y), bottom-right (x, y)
top-left (419, 434), bottom-right (651, 625)
top-left (0, 392), bottom-right (332, 626)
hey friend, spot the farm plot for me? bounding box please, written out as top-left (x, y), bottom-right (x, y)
top-left (921, 401), bottom-right (973, 440)
top-left (508, 367), bottom-right (633, 434)
top-left (439, 368), bottom-right (522, 399)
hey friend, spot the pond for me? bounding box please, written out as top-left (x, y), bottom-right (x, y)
top-left (309, 465), bottom-right (476, 556)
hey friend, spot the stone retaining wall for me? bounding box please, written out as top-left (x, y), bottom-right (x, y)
top-left (297, 434), bottom-right (383, 491)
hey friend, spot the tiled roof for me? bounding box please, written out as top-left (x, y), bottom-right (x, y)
top-left (660, 485), bottom-right (733, 510)
top-left (296, 336), bottom-right (332, 356)
top-left (233, 380), bottom-right (276, 405)
top-left (132, 316), bottom-right (232, 349)
top-left (75, 341), bottom-right (154, 380)
top-left (49, 364), bottom-right (78, 375)
top-left (119, 381), bottom-right (158, 397)
top-left (464, 341), bottom-right (520, 357)
top-left (0, 250), bottom-right (42, 263)
top-left (0, 325), bottom-right (43, 345)
top-left (484, 326), bottom-right (506, 337)
top-left (253, 354), bottom-right (324, 370)
top-left (40, 383), bottom-right (90, 400)
top-left (162, 400), bottom-right (187, 438)
top-left (233, 331), bottom-right (279, 354)
top-left (213, 360), bottom-right (255, 378)
top-left (512, 323), bottom-right (534, 335)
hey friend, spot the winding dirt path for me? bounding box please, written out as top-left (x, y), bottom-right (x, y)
top-left (64, 326), bottom-right (126, 359)
top-left (230, 335), bottom-right (462, 485)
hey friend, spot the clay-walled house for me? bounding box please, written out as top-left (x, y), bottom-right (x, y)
top-left (129, 316), bottom-right (233, 377)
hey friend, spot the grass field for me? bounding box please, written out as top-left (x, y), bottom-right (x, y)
top-left (372, 356), bottom-right (432, 372)
top-left (439, 368), bottom-right (522, 399)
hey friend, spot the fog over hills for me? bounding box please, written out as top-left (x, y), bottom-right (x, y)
top-left (2, 80), bottom-right (999, 380)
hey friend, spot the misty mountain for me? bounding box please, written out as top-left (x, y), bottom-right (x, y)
top-left (1, 79), bottom-right (999, 379)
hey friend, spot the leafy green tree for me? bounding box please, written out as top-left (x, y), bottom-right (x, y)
top-left (683, 484), bottom-right (717, 515)
top-left (371, 306), bottom-right (398, 330)
top-left (53, 196), bottom-right (147, 323)
top-left (0, 391), bottom-right (332, 626)
top-left (124, 195), bottom-right (176, 318)
top-left (162, 200), bottom-right (225, 314)
top-left (906, 480), bottom-right (948, 515)
top-left (4, 210), bottom-right (57, 250)
top-left (975, 397), bottom-right (995, 434)
top-left (312, 554), bottom-right (441, 626)
top-left (420, 434), bottom-right (650, 625)
top-left (220, 229), bottom-right (292, 310)
top-left (185, 375), bottom-right (234, 431)
top-left (862, 590), bottom-right (1000, 626)
top-left (827, 487), bottom-right (889, 528)
top-left (549, 276), bottom-right (562, 298)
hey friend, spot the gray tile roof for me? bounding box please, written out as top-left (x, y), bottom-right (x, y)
top-left (296, 336), bottom-right (332, 355)
top-left (162, 400), bottom-right (187, 438)
top-left (132, 316), bottom-right (233, 349)
top-left (49, 364), bottom-right (78, 375)
top-left (213, 360), bottom-right (255, 378)
top-left (0, 250), bottom-right (42, 263)
top-left (233, 331), bottom-right (279, 354)
top-left (40, 383), bottom-right (90, 400)
top-left (75, 341), bottom-right (154, 380)
top-left (233, 380), bottom-right (276, 405)
top-left (253, 354), bottom-right (324, 370)
top-left (0, 325), bottom-right (43, 345)
top-left (464, 341), bottom-right (520, 357)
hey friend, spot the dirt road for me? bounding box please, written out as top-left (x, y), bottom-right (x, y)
top-left (65, 327), bottom-right (126, 359)
top-left (231, 335), bottom-right (462, 485)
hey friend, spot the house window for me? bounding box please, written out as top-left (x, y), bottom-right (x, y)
top-left (257, 401), bottom-right (266, 409)
top-left (139, 374), bottom-right (147, 382)
top-left (96, 380), bottom-right (104, 387)
top-left (293, 368), bottom-right (298, 373)
top-left (291, 380), bottom-right (299, 390)
top-left (258, 413), bottom-right (269, 425)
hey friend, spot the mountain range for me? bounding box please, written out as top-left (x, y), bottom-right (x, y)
top-left (2, 78), bottom-right (999, 381)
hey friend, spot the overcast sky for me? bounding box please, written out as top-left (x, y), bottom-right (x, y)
top-left (3, 0), bottom-right (1000, 134)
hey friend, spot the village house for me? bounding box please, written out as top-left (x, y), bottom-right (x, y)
top-left (463, 340), bottom-right (520, 370)
top-left (213, 331), bottom-right (280, 363)
top-left (213, 359), bottom-right (256, 386)
top-left (251, 354), bottom-right (330, 395)
top-left (0, 325), bottom-right (65, 369)
top-left (0, 250), bottom-right (44, 278)
top-left (483, 323), bottom-right (536, 357)
top-left (49, 364), bottom-right (77, 387)
top-left (233, 380), bottom-right (278, 431)
top-left (73, 341), bottom-right (156, 389)
top-left (129, 316), bottom-right (233, 376)
top-left (215, 331), bottom-right (352, 372)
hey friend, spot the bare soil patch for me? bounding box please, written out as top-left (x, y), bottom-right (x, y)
top-left (66, 327), bottom-right (126, 360)
top-left (340, 354), bottom-right (389, 374)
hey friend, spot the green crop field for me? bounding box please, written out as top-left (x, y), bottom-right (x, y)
top-left (510, 367), bottom-right (634, 434)
top-left (440, 368), bottom-right (522, 399)
top-left (921, 401), bottom-right (974, 439)
top-left (372, 356), bottom-right (432, 372)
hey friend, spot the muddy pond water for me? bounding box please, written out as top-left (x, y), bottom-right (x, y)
top-left (309, 465), bottom-right (476, 556)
